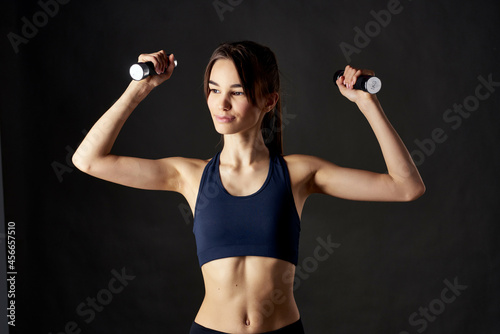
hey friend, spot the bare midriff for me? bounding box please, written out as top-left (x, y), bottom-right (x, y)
top-left (194, 256), bottom-right (300, 333)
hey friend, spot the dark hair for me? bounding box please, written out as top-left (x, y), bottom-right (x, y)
top-left (204, 41), bottom-right (283, 155)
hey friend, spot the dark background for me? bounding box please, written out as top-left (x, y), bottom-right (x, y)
top-left (1, 0), bottom-right (499, 333)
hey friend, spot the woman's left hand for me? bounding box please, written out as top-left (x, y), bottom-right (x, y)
top-left (336, 65), bottom-right (377, 104)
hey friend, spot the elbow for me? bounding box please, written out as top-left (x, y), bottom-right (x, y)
top-left (72, 151), bottom-right (91, 173)
top-left (402, 182), bottom-right (426, 202)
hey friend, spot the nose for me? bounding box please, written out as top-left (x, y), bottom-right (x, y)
top-left (218, 94), bottom-right (231, 111)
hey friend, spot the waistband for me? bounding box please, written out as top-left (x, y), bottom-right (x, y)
top-left (189, 318), bottom-right (304, 334)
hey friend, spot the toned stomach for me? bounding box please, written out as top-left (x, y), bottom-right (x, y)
top-left (194, 256), bottom-right (300, 333)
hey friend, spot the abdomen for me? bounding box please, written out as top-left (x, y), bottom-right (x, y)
top-left (195, 256), bottom-right (300, 333)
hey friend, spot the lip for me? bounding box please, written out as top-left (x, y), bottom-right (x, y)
top-left (215, 115), bottom-right (236, 123)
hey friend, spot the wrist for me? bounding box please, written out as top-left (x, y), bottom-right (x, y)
top-left (355, 94), bottom-right (380, 112)
top-left (127, 80), bottom-right (154, 103)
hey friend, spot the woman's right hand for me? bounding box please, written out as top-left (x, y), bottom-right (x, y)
top-left (136, 50), bottom-right (176, 88)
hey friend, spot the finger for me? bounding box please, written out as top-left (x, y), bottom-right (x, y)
top-left (167, 53), bottom-right (176, 72)
top-left (343, 65), bottom-right (357, 88)
top-left (154, 51), bottom-right (165, 74)
top-left (336, 75), bottom-right (349, 94)
top-left (156, 53), bottom-right (176, 79)
top-left (138, 53), bottom-right (149, 63)
top-left (342, 65), bottom-right (350, 86)
top-left (159, 54), bottom-right (175, 78)
top-left (158, 50), bottom-right (167, 73)
top-left (138, 53), bottom-right (161, 74)
top-left (344, 65), bottom-right (375, 88)
top-left (347, 66), bottom-right (361, 87)
top-left (351, 69), bottom-right (362, 87)
top-left (348, 65), bottom-right (375, 79)
top-left (336, 75), bottom-right (345, 88)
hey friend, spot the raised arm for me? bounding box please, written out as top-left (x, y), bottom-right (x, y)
top-left (304, 65), bottom-right (425, 202)
top-left (72, 51), bottom-right (192, 192)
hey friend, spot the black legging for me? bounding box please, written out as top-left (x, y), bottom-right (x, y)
top-left (189, 318), bottom-right (305, 334)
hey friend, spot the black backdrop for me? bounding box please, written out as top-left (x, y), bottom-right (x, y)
top-left (1, 1), bottom-right (499, 333)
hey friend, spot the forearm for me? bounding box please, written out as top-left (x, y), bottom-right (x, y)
top-left (72, 80), bottom-right (153, 170)
top-left (357, 97), bottom-right (425, 194)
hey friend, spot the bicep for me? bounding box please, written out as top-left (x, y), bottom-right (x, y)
top-left (310, 156), bottom-right (406, 202)
top-left (76, 154), bottom-right (185, 192)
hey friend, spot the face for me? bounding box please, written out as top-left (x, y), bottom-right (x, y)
top-left (207, 59), bottom-right (268, 136)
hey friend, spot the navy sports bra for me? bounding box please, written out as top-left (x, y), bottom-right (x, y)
top-left (192, 151), bottom-right (301, 267)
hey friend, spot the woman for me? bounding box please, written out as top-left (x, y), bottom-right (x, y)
top-left (72, 41), bottom-right (425, 334)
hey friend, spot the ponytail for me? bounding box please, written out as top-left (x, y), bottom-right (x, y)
top-left (261, 97), bottom-right (283, 156)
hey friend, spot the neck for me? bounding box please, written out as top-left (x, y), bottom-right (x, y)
top-left (220, 132), bottom-right (269, 166)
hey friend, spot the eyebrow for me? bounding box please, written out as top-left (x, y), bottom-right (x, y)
top-left (208, 80), bottom-right (243, 88)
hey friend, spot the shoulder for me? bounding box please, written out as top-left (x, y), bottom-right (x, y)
top-left (163, 156), bottom-right (212, 176)
top-left (160, 156), bottom-right (213, 196)
top-left (156, 155), bottom-right (213, 183)
top-left (282, 154), bottom-right (342, 196)
top-left (281, 154), bottom-right (327, 185)
top-left (283, 153), bottom-right (340, 182)
top-left (282, 154), bottom-right (333, 173)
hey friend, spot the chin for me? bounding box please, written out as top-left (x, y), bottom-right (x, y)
top-left (213, 121), bottom-right (241, 134)
top-left (213, 125), bottom-right (236, 135)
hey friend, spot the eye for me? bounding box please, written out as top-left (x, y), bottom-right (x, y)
top-left (209, 88), bottom-right (220, 94)
top-left (232, 91), bottom-right (245, 96)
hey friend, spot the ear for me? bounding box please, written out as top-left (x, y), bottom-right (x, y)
top-left (264, 92), bottom-right (279, 112)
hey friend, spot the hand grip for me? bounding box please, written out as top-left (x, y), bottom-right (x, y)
top-left (129, 56), bottom-right (178, 81)
top-left (334, 70), bottom-right (381, 94)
